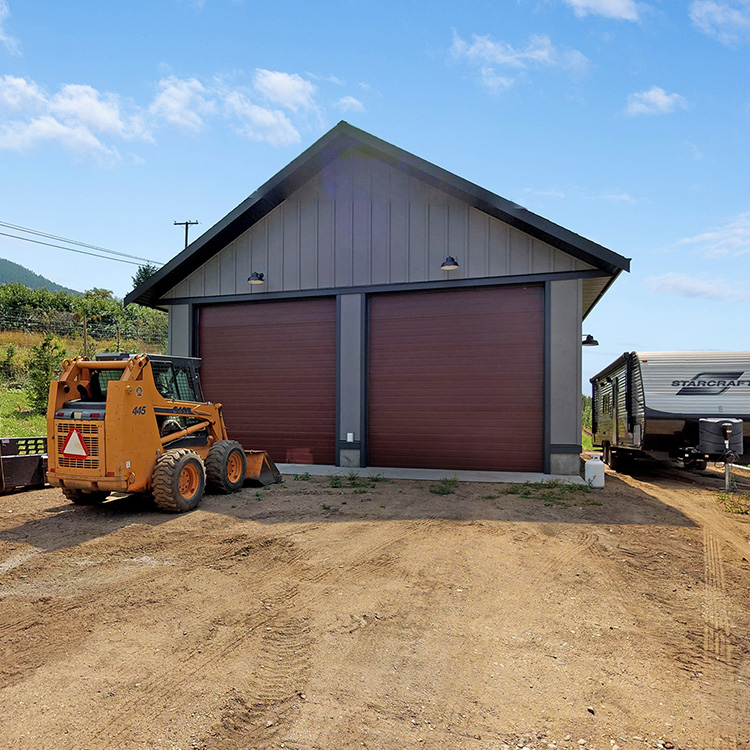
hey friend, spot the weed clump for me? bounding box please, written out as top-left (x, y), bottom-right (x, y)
top-left (504, 480), bottom-right (593, 507)
top-left (718, 492), bottom-right (750, 515)
top-left (429, 477), bottom-right (460, 495)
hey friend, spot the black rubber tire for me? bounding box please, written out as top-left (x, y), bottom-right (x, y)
top-left (205, 440), bottom-right (247, 494)
top-left (695, 459), bottom-right (708, 471)
top-left (152, 449), bottom-right (206, 513)
top-left (62, 488), bottom-right (109, 505)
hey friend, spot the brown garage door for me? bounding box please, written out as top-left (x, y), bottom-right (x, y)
top-left (199, 298), bottom-right (336, 464)
top-left (368, 285), bottom-right (544, 471)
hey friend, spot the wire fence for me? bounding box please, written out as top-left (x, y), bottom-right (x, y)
top-left (0, 310), bottom-right (168, 349)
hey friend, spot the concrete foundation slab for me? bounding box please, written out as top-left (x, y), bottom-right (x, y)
top-left (276, 464), bottom-right (586, 485)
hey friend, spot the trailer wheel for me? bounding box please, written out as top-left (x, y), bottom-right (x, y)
top-left (607, 449), bottom-right (632, 474)
top-left (206, 440), bottom-right (247, 494)
top-left (694, 459), bottom-right (708, 471)
top-left (62, 488), bottom-right (109, 505)
top-left (152, 449), bottom-right (206, 512)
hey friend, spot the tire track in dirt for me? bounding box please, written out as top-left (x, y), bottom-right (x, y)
top-left (78, 552), bottom-right (311, 748)
top-left (200, 522), bottom-right (436, 749)
top-left (77, 522), bottom-right (427, 749)
top-left (630, 476), bottom-right (744, 750)
top-left (703, 528), bottom-right (733, 665)
top-left (702, 528), bottom-right (740, 750)
top-left (511, 529), bottom-right (598, 610)
top-left (197, 596), bottom-right (312, 750)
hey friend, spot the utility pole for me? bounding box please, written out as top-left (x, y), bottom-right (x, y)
top-left (174, 220), bottom-right (199, 249)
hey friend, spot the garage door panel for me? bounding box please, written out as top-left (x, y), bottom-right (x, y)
top-left (368, 286), bottom-right (543, 472)
top-left (199, 298), bottom-right (336, 465)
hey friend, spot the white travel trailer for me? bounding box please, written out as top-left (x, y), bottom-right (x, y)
top-left (591, 351), bottom-right (749, 471)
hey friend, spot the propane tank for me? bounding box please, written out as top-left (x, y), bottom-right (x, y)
top-left (585, 455), bottom-right (605, 489)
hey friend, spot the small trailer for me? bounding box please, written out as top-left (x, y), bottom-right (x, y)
top-left (591, 351), bottom-right (749, 471)
top-left (0, 436), bottom-right (47, 492)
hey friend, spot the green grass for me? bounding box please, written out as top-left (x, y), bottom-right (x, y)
top-left (582, 432), bottom-right (593, 451)
top-left (504, 479), bottom-right (593, 507)
top-left (718, 492), bottom-right (750, 515)
top-left (0, 387), bottom-right (46, 437)
top-left (429, 476), bottom-right (460, 495)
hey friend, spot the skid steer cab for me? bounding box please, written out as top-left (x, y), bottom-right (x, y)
top-left (46, 353), bottom-right (280, 512)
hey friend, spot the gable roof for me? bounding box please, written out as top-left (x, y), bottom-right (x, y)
top-left (126, 120), bottom-right (630, 309)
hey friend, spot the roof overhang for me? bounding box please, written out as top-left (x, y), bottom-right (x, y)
top-left (126, 121), bottom-right (630, 311)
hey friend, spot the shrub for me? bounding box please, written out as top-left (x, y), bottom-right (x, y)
top-left (27, 335), bottom-right (65, 414)
top-left (0, 344), bottom-right (22, 381)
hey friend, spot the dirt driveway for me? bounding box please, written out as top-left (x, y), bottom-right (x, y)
top-left (1, 462), bottom-right (749, 750)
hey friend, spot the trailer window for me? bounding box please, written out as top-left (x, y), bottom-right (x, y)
top-left (602, 393), bottom-right (611, 414)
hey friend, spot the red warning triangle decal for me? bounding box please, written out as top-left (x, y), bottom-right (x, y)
top-left (62, 428), bottom-right (89, 458)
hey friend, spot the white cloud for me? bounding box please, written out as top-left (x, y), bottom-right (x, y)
top-left (563, 0), bottom-right (641, 20)
top-left (223, 90), bottom-right (300, 146)
top-left (451, 31), bottom-right (589, 91)
top-left (0, 75), bottom-right (149, 162)
top-left (626, 86), bottom-right (688, 116)
top-left (0, 115), bottom-right (117, 161)
top-left (148, 76), bottom-right (215, 131)
top-left (645, 272), bottom-right (749, 301)
top-left (253, 69), bottom-right (317, 112)
top-left (0, 67), bottom-right (359, 161)
top-left (690, 1), bottom-right (750, 45)
top-left (51, 84), bottom-right (149, 140)
top-left (335, 95), bottom-right (365, 113)
top-left (0, 75), bottom-right (45, 110)
top-left (678, 212), bottom-right (750, 256)
top-left (0, 0), bottom-right (20, 55)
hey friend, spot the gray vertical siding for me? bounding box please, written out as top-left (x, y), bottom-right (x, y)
top-left (168, 304), bottom-right (191, 357)
top-left (549, 278), bottom-right (583, 449)
top-left (337, 293), bottom-right (364, 465)
top-left (163, 152), bottom-right (594, 301)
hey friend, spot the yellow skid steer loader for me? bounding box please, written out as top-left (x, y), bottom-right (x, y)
top-left (46, 353), bottom-right (280, 512)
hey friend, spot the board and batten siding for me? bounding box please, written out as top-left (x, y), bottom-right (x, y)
top-left (162, 152), bottom-right (593, 301)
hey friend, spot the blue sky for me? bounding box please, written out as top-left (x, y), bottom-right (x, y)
top-left (0, 0), bottom-right (748, 386)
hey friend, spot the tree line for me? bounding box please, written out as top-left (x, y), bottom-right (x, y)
top-left (0, 282), bottom-right (167, 344)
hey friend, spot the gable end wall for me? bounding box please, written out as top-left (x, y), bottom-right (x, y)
top-left (163, 152), bottom-right (593, 301)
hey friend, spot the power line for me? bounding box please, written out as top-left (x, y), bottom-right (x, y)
top-left (0, 230), bottom-right (149, 267)
top-left (0, 220), bottom-right (162, 265)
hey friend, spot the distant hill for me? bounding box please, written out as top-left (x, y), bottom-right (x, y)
top-left (0, 257), bottom-right (79, 294)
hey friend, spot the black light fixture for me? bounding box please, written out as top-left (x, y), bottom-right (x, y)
top-left (441, 255), bottom-right (459, 271)
top-left (582, 333), bottom-right (599, 347)
top-left (247, 271), bottom-right (265, 285)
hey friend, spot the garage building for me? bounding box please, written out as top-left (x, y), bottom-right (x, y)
top-left (127, 121), bottom-right (629, 475)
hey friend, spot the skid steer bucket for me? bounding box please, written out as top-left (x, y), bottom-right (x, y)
top-left (244, 450), bottom-right (282, 486)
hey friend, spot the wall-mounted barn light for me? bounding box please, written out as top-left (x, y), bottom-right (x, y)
top-left (441, 256), bottom-right (459, 271)
top-left (247, 272), bottom-right (265, 285)
top-left (582, 334), bottom-right (599, 347)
